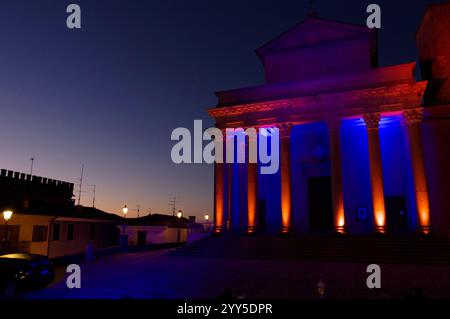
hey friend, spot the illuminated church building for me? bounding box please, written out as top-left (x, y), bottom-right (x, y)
top-left (208, 4), bottom-right (450, 236)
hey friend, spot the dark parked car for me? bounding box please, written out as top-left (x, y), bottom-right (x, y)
top-left (0, 253), bottom-right (55, 298)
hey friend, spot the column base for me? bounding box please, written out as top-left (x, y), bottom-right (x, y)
top-left (246, 226), bottom-right (256, 235)
top-left (375, 225), bottom-right (386, 234)
top-left (278, 226), bottom-right (291, 238)
top-left (334, 225), bottom-right (346, 234)
top-left (418, 225), bottom-right (431, 235)
top-left (213, 226), bottom-right (224, 236)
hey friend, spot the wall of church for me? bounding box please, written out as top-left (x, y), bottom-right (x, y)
top-left (422, 117), bottom-right (450, 236)
top-left (223, 118), bottom-right (417, 234)
top-left (417, 2), bottom-right (450, 105)
top-left (264, 37), bottom-right (373, 84)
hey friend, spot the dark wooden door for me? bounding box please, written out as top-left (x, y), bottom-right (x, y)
top-left (308, 177), bottom-right (333, 233)
top-left (0, 225), bottom-right (20, 254)
top-left (386, 196), bottom-right (408, 232)
top-left (258, 200), bottom-right (266, 232)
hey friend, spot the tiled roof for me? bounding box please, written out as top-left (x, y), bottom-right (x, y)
top-left (7, 205), bottom-right (122, 222)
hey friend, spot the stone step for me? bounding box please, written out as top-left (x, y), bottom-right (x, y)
top-left (169, 234), bottom-right (450, 264)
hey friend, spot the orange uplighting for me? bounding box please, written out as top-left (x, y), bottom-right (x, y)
top-left (364, 124), bottom-right (387, 234)
top-left (417, 192), bottom-right (430, 228)
top-left (247, 206), bottom-right (256, 230)
top-left (335, 213), bottom-right (345, 233)
top-left (280, 135), bottom-right (291, 233)
top-left (419, 211), bottom-right (430, 226)
top-left (374, 207), bottom-right (386, 234)
top-left (418, 208), bottom-right (430, 234)
top-left (374, 195), bottom-right (386, 233)
top-left (375, 210), bottom-right (385, 228)
top-left (416, 190), bottom-right (430, 234)
top-left (280, 168), bottom-right (291, 231)
top-left (214, 163), bottom-right (225, 233)
top-left (247, 163), bottom-right (257, 232)
top-left (403, 121), bottom-right (431, 234)
top-left (281, 195), bottom-right (291, 230)
top-left (337, 215), bottom-right (345, 227)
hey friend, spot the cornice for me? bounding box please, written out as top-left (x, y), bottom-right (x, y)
top-left (208, 81), bottom-right (427, 120)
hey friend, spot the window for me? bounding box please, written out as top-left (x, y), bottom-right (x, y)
top-left (89, 224), bottom-right (95, 240)
top-left (67, 224), bottom-right (74, 240)
top-left (32, 225), bottom-right (48, 242)
top-left (52, 224), bottom-right (61, 241)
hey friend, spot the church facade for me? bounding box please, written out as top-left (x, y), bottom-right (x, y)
top-left (208, 4), bottom-right (450, 236)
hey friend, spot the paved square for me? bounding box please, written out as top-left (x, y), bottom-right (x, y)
top-left (22, 248), bottom-right (450, 299)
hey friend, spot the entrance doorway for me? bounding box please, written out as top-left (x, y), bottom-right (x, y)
top-left (0, 225), bottom-right (20, 254)
top-left (308, 176), bottom-right (333, 233)
top-left (386, 196), bottom-right (408, 232)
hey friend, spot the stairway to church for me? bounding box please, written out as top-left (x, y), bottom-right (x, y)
top-left (168, 233), bottom-right (450, 264)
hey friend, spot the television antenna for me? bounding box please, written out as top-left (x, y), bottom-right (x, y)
top-left (77, 164), bottom-right (84, 206)
top-left (89, 184), bottom-right (96, 208)
top-left (136, 205), bottom-right (141, 218)
top-left (169, 197), bottom-right (180, 216)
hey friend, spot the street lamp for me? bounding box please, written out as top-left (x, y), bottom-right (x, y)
top-left (2, 210), bottom-right (13, 253)
top-left (177, 210), bottom-right (182, 242)
top-left (205, 214), bottom-right (210, 232)
top-left (121, 205), bottom-right (128, 236)
top-left (122, 205), bottom-right (128, 217)
top-left (3, 210), bottom-right (13, 224)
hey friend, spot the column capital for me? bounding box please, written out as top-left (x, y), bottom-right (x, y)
top-left (402, 109), bottom-right (423, 126)
top-left (362, 113), bottom-right (381, 130)
top-left (276, 122), bottom-right (293, 138)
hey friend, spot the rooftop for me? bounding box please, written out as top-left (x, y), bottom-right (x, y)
top-left (125, 214), bottom-right (189, 227)
top-left (6, 205), bottom-right (122, 222)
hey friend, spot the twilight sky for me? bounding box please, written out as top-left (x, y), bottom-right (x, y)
top-left (0, 0), bottom-right (443, 218)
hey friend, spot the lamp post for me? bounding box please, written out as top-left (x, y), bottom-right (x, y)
top-left (2, 210), bottom-right (13, 253)
top-left (177, 210), bottom-right (182, 243)
top-left (205, 214), bottom-right (210, 231)
top-left (3, 210), bottom-right (13, 224)
top-left (120, 205), bottom-right (129, 252)
top-left (122, 205), bottom-right (128, 236)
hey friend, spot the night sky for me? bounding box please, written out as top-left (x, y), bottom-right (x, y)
top-left (0, 0), bottom-right (444, 218)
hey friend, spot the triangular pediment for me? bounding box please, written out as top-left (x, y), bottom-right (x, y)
top-left (257, 17), bottom-right (374, 57)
